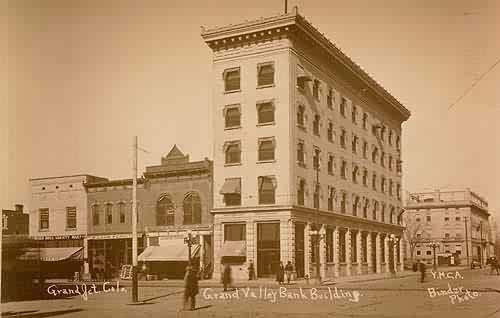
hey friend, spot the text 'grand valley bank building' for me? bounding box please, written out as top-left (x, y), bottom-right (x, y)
top-left (201, 7), bottom-right (411, 280)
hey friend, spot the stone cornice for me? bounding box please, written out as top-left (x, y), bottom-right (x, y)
top-left (201, 6), bottom-right (411, 122)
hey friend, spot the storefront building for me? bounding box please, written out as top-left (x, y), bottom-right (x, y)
top-left (201, 7), bottom-right (410, 280)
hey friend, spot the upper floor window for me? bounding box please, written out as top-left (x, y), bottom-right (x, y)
top-left (313, 148), bottom-right (321, 170)
top-left (66, 207), bottom-right (76, 229)
top-left (221, 178), bottom-right (241, 206)
top-left (372, 201), bottom-right (379, 220)
top-left (328, 187), bottom-right (335, 211)
top-left (297, 140), bottom-right (305, 166)
top-left (352, 106), bottom-right (357, 124)
top-left (363, 199), bottom-right (369, 218)
top-left (380, 177), bottom-right (386, 193)
top-left (225, 223), bottom-right (246, 241)
top-left (362, 169), bottom-right (368, 186)
top-left (258, 176), bottom-right (276, 204)
top-left (297, 105), bottom-right (305, 127)
top-left (389, 179), bottom-right (393, 196)
top-left (118, 202), bottom-right (126, 223)
top-left (224, 105), bottom-right (241, 128)
top-left (327, 122), bottom-right (334, 142)
top-left (363, 141), bottom-right (368, 159)
top-left (327, 88), bottom-right (333, 109)
top-left (328, 155), bottom-right (334, 175)
top-left (224, 67), bottom-right (240, 92)
top-left (388, 130), bottom-right (393, 146)
top-left (352, 135), bottom-right (358, 154)
top-left (297, 179), bottom-right (305, 206)
top-left (397, 184), bottom-right (401, 200)
top-left (340, 192), bottom-right (347, 214)
top-left (372, 146), bottom-right (379, 163)
top-left (381, 204), bottom-right (386, 222)
top-left (352, 196), bottom-right (360, 216)
top-left (362, 113), bottom-right (368, 130)
top-left (39, 208), bottom-right (49, 230)
top-left (340, 129), bottom-right (347, 148)
top-left (105, 203), bottom-right (113, 224)
top-left (157, 195), bottom-right (175, 226)
top-left (257, 62), bottom-right (274, 87)
top-left (388, 155), bottom-right (393, 171)
top-left (257, 101), bottom-right (274, 124)
top-left (340, 97), bottom-right (347, 117)
top-left (183, 193), bottom-right (202, 225)
top-left (372, 173), bottom-right (377, 191)
top-left (313, 184), bottom-right (320, 209)
top-left (313, 114), bottom-right (320, 136)
top-left (396, 159), bottom-right (402, 174)
top-left (92, 205), bottom-right (99, 226)
top-left (380, 126), bottom-right (386, 141)
top-left (390, 207), bottom-right (395, 224)
top-left (341, 160), bottom-right (347, 179)
top-left (258, 138), bottom-right (275, 161)
top-left (352, 165), bottom-right (359, 183)
top-left (225, 141), bottom-right (241, 164)
top-left (381, 152), bottom-right (386, 167)
top-left (313, 79), bottom-right (320, 100)
top-left (396, 136), bottom-right (401, 151)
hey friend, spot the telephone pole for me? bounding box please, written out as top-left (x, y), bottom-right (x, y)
top-left (464, 216), bottom-right (469, 266)
top-left (132, 136), bottom-right (138, 303)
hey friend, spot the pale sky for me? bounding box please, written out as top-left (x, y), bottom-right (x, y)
top-left (3, 0), bottom-right (499, 221)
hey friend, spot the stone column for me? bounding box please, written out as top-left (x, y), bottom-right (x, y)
top-left (399, 238), bottom-right (404, 272)
top-left (345, 228), bottom-right (352, 276)
top-left (333, 226), bottom-right (340, 277)
top-left (375, 232), bottom-right (381, 274)
top-left (82, 237), bottom-right (90, 279)
top-left (366, 231), bottom-right (373, 273)
top-left (213, 223), bottom-right (223, 280)
top-left (356, 231), bottom-right (362, 275)
top-left (393, 238), bottom-right (398, 273)
top-left (280, 219), bottom-right (291, 263)
top-left (247, 221), bottom-right (256, 275)
top-left (304, 222), bottom-right (311, 278)
top-left (319, 225), bottom-right (326, 279)
top-left (289, 219), bottom-right (296, 266)
top-left (384, 235), bottom-right (390, 273)
top-left (199, 234), bottom-right (205, 272)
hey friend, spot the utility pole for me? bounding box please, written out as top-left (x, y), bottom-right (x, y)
top-left (132, 136), bottom-right (138, 303)
top-left (464, 216), bottom-right (469, 266)
top-left (284, 0), bottom-right (288, 14)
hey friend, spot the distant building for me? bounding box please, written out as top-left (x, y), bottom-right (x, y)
top-left (85, 145), bottom-right (213, 279)
top-left (2, 204), bottom-right (28, 235)
top-left (404, 189), bottom-right (491, 266)
top-left (202, 7), bottom-right (410, 280)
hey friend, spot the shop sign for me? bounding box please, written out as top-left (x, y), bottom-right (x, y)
top-left (32, 234), bottom-right (86, 240)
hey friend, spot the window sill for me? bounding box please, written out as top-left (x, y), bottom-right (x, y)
top-left (39, 229), bottom-right (49, 232)
top-left (257, 159), bottom-right (276, 164)
top-left (65, 227), bottom-right (77, 231)
top-left (256, 122), bottom-right (275, 127)
top-left (224, 163), bottom-right (242, 167)
top-left (224, 126), bottom-right (242, 131)
top-left (257, 84), bottom-right (275, 89)
top-left (224, 89), bottom-right (241, 94)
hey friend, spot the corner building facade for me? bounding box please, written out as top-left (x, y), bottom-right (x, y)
top-left (202, 7), bottom-right (411, 280)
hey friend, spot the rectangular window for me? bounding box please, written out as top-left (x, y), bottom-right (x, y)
top-left (380, 236), bottom-right (385, 263)
top-left (257, 63), bottom-right (274, 87)
top-left (297, 179), bottom-right (305, 206)
top-left (313, 79), bottom-right (320, 100)
top-left (362, 113), bottom-right (368, 130)
top-left (225, 141), bottom-right (241, 164)
top-left (119, 203), bottom-right (125, 223)
top-left (426, 215), bottom-right (431, 222)
top-left (362, 233), bottom-right (367, 262)
top-left (363, 141), bottom-right (368, 159)
top-left (258, 176), bottom-right (276, 204)
top-left (313, 148), bottom-right (321, 170)
top-left (341, 160), bottom-right (347, 179)
top-left (328, 155), bottom-right (334, 175)
top-left (225, 106), bottom-right (241, 128)
top-left (39, 208), bottom-right (49, 230)
top-left (257, 101), bottom-right (274, 124)
top-left (297, 141), bottom-right (305, 165)
top-left (339, 229), bottom-right (346, 262)
top-left (444, 217), bottom-right (450, 222)
top-left (352, 135), bottom-right (358, 153)
top-left (352, 106), bottom-right (357, 124)
top-left (222, 178), bottom-right (241, 206)
top-left (455, 217), bottom-right (460, 221)
top-left (340, 97), bottom-right (347, 117)
top-left (66, 207), bottom-right (76, 229)
top-left (106, 204), bottom-right (113, 224)
top-left (326, 229), bottom-right (334, 262)
top-left (351, 231), bottom-right (357, 263)
top-left (313, 115), bottom-right (320, 136)
top-left (426, 251), bottom-right (432, 255)
top-left (224, 67), bottom-right (240, 92)
top-left (327, 89), bottom-right (333, 109)
top-left (224, 223), bottom-right (246, 241)
top-left (92, 205), bottom-right (99, 225)
top-left (340, 129), bottom-right (346, 148)
top-left (258, 138), bottom-right (275, 161)
top-left (327, 122), bottom-right (333, 142)
top-left (297, 106), bottom-right (305, 127)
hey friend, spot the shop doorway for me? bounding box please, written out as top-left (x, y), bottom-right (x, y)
top-left (257, 223), bottom-right (280, 277)
top-left (295, 223), bottom-right (305, 278)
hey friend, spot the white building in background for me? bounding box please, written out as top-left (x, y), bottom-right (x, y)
top-left (202, 6), bottom-right (410, 280)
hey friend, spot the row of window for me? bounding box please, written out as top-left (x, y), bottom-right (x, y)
top-left (38, 207), bottom-right (76, 230)
top-left (223, 63), bottom-right (274, 93)
top-left (299, 145), bottom-right (402, 200)
top-left (224, 138), bottom-right (276, 164)
top-left (222, 176), bottom-right (276, 206)
top-left (90, 193), bottom-right (202, 227)
top-left (224, 101), bottom-right (275, 128)
top-left (415, 216), bottom-right (462, 222)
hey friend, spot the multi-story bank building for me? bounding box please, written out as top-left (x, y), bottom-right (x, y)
top-left (202, 7), bottom-right (411, 280)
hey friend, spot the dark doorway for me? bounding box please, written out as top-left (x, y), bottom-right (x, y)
top-left (257, 223), bottom-right (280, 277)
top-left (295, 223), bottom-right (305, 278)
top-left (371, 233), bottom-right (377, 273)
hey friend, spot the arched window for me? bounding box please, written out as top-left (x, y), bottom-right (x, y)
top-left (105, 203), bottom-right (113, 224)
top-left (157, 195), bottom-right (174, 226)
top-left (372, 201), bottom-right (379, 220)
top-left (183, 193), bottom-right (201, 225)
top-left (352, 196), bottom-right (359, 216)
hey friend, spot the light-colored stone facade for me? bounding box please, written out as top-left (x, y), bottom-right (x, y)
top-left (404, 189), bottom-right (491, 266)
top-left (202, 7), bottom-right (410, 280)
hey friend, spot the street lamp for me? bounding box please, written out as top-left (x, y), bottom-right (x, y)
top-left (310, 229), bottom-right (325, 284)
top-left (428, 241), bottom-right (440, 271)
top-left (388, 234), bottom-right (399, 276)
top-left (184, 230), bottom-right (195, 264)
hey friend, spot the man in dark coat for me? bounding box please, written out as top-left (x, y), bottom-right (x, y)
top-left (418, 260), bottom-right (426, 283)
top-left (276, 262), bottom-right (285, 285)
top-left (222, 263), bottom-right (232, 291)
top-left (183, 265), bottom-right (199, 311)
top-left (285, 261), bottom-right (294, 284)
top-left (248, 260), bottom-right (256, 281)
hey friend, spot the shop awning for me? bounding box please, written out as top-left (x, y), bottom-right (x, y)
top-left (138, 239), bottom-right (200, 262)
top-left (220, 178), bottom-right (241, 194)
top-left (17, 247), bottom-right (83, 262)
top-left (219, 240), bottom-right (246, 257)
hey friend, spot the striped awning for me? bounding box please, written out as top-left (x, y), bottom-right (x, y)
top-left (138, 239), bottom-right (200, 262)
top-left (17, 247), bottom-right (83, 262)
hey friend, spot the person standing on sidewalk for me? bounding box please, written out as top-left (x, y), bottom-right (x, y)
top-left (285, 261), bottom-right (294, 284)
top-left (183, 264), bottom-right (199, 311)
top-left (248, 260), bottom-right (256, 281)
top-left (418, 259), bottom-right (426, 283)
top-left (276, 261), bottom-right (285, 285)
top-left (222, 263), bottom-right (232, 291)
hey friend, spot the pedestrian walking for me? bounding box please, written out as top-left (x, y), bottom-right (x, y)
top-left (222, 263), bottom-right (232, 291)
top-left (248, 260), bottom-right (256, 281)
top-left (418, 259), bottom-right (426, 283)
top-left (276, 261), bottom-right (285, 285)
top-left (285, 261), bottom-right (294, 284)
top-left (182, 264), bottom-right (199, 311)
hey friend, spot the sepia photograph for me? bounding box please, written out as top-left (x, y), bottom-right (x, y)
top-left (2, 0), bottom-right (499, 317)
